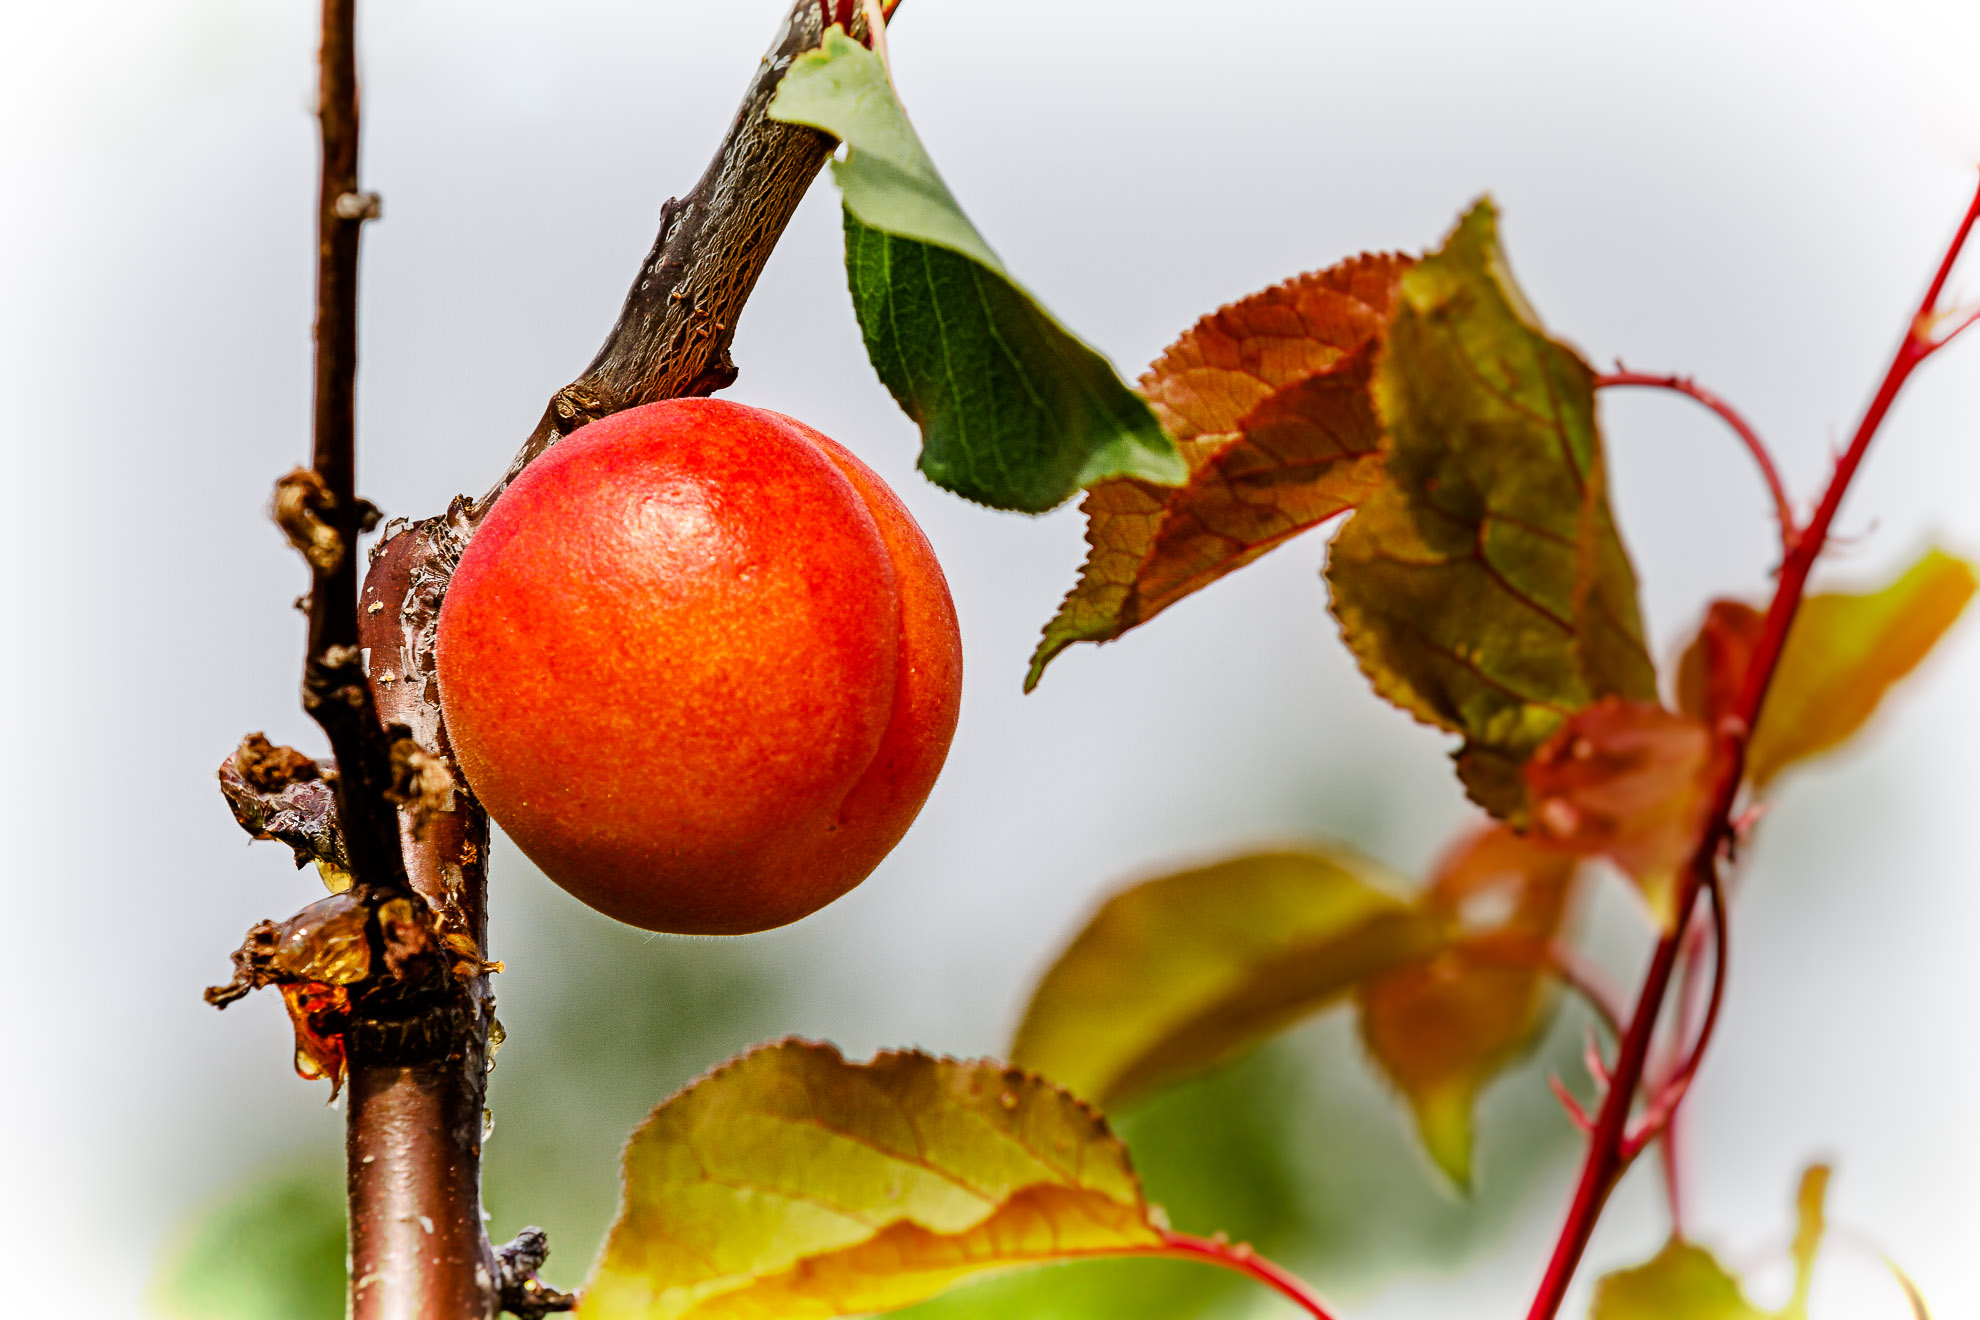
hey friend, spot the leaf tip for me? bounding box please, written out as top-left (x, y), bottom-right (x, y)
top-left (1414, 1088), bottom-right (1477, 1193)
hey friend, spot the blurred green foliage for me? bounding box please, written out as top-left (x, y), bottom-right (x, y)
top-left (477, 891), bottom-right (797, 1281)
top-left (152, 1167), bottom-right (346, 1320)
top-left (154, 874), bottom-right (1586, 1318)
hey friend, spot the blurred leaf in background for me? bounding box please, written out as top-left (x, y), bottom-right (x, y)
top-left (901, 1010), bottom-right (1586, 1319)
top-left (477, 885), bottom-right (799, 1280)
top-left (151, 1165), bottom-right (346, 1320)
top-left (154, 871), bottom-right (1587, 1318)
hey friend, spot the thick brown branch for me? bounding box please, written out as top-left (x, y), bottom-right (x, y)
top-left (481, 0), bottom-right (875, 506)
top-left (345, 527), bottom-right (499, 1320)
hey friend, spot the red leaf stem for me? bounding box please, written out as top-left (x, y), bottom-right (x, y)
top-left (1653, 878), bottom-right (1721, 1233)
top-left (1582, 1025), bottom-right (1612, 1090)
top-left (1151, 1231), bottom-right (1343, 1320)
top-left (1622, 870), bottom-right (1728, 1162)
top-left (1658, 1123), bottom-right (1685, 1240)
top-left (1464, 935), bottom-right (1630, 1038)
top-left (1548, 1074), bottom-right (1596, 1133)
top-left (1925, 304), bottom-right (1980, 350)
top-left (1549, 941), bottom-right (1628, 1039)
top-left (1596, 370), bottom-right (1798, 556)
top-left (1525, 170), bottom-right (1980, 1320)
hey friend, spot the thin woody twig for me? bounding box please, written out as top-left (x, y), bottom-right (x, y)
top-left (480, 0), bottom-right (894, 510)
top-left (296, 0), bottom-right (406, 898)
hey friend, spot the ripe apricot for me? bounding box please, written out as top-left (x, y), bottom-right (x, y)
top-left (435, 398), bottom-right (962, 934)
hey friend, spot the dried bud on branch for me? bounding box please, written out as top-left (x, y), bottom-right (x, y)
top-left (274, 467), bottom-right (342, 572)
top-left (497, 1228), bottom-right (577, 1318)
top-left (385, 727), bottom-right (458, 838)
top-left (274, 468), bottom-right (378, 574)
top-left (220, 734), bottom-right (351, 879)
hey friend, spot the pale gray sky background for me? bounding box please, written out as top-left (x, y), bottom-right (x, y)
top-left (4, 1), bottom-right (1979, 1316)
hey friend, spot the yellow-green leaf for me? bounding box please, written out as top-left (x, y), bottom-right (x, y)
top-left (1590, 1240), bottom-right (1769, 1320)
top-left (1026, 255), bottom-right (1410, 689)
top-left (1595, 1163), bottom-right (1933, 1320)
top-left (1676, 549), bottom-right (1976, 788)
top-left (1786, 1162), bottom-right (1831, 1319)
top-left (1010, 847), bottom-right (1437, 1109)
top-left (1326, 201), bottom-right (1655, 819)
top-left (1356, 824), bottom-right (1577, 1187)
top-left (1886, 1260), bottom-right (1935, 1320)
top-left (581, 1040), bottom-right (1165, 1320)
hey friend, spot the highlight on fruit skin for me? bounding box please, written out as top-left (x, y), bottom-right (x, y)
top-left (435, 398), bottom-right (963, 935)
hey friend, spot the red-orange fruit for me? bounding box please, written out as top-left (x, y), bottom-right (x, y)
top-left (435, 398), bottom-right (962, 934)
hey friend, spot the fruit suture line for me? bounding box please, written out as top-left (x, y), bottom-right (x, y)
top-left (1524, 171), bottom-right (1980, 1320)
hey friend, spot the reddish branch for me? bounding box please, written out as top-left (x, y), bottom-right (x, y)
top-left (1621, 871), bottom-right (1727, 1163)
top-left (1595, 370), bottom-right (1799, 556)
top-left (1650, 883), bottom-right (1722, 1233)
top-left (1525, 172), bottom-right (1980, 1320)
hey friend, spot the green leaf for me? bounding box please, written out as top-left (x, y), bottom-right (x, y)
top-left (1325, 200), bottom-right (1655, 819)
top-left (580, 1040), bottom-right (1167, 1320)
top-left (1009, 847), bottom-right (1437, 1109)
top-left (1590, 1240), bottom-right (1769, 1320)
top-left (1355, 824), bottom-right (1577, 1187)
top-left (1025, 254), bottom-right (1410, 689)
top-left (152, 1166), bottom-right (347, 1320)
top-left (1678, 548), bottom-right (1976, 788)
top-left (768, 29), bottom-right (1183, 512)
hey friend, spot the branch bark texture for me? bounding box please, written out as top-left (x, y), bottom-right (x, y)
top-left (482, 1), bottom-right (862, 507)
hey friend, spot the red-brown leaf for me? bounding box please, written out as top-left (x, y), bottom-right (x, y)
top-left (1357, 823), bottom-right (1577, 1186)
top-left (1523, 698), bottom-right (1716, 928)
top-left (1674, 600), bottom-right (1762, 734)
top-left (1026, 253), bottom-right (1412, 689)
